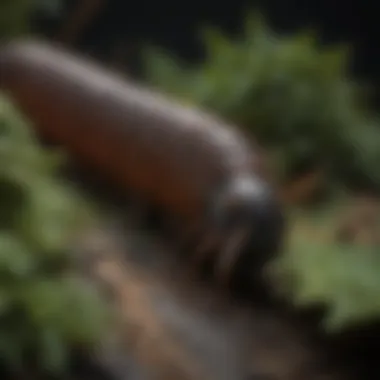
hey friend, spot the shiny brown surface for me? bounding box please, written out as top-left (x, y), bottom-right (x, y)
top-left (0, 39), bottom-right (262, 226)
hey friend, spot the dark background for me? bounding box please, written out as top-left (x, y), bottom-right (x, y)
top-left (34, 0), bottom-right (380, 97)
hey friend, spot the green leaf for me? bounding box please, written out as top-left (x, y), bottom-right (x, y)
top-left (0, 332), bottom-right (23, 371)
top-left (272, 204), bottom-right (380, 332)
top-left (244, 10), bottom-right (275, 48)
top-left (320, 45), bottom-right (351, 78)
top-left (200, 26), bottom-right (235, 63)
top-left (38, 328), bottom-right (68, 373)
top-left (0, 92), bottom-right (108, 375)
top-left (0, 233), bottom-right (35, 279)
top-left (142, 47), bottom-right (189, 96)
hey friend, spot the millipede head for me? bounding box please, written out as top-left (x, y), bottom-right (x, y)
top-left (208, 175), bottom-right (285, 287)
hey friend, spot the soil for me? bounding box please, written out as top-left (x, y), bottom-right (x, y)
top-left (63, 162), bottom-right (347, 380)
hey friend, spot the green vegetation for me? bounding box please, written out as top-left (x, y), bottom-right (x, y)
top-left (143, 12), bottom-right (380, 188)
top-left (143, 12), bottom-right (380, 331)
top-left (270, 201), bottom-right (380, 331)
top-left (0, 94), bottom-right (109, 376)
top-left (3, 0), bottom-right (380, 340)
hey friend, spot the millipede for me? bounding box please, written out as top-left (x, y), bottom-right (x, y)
top-left (0, 39), bottom-right (284, 287)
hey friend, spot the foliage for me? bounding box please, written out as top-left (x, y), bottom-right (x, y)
top-left (143, 12), bottom-right (380, 331)
top-left (0, 94), bottom-right (109, 376)
top-left (142, 11), bottom-right (380, 187)
top-left (270, 199), bottom-right (380, 332)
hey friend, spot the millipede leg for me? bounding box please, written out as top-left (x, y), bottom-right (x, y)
top-left (188, 232), bottom-right (219, 279)
top-left (213, 246), bottom-right (238, 289)
top-left (214, 230), bottom-right (249, 289)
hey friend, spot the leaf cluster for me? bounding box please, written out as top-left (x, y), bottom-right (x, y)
top-left (270, 202), bottom-right (380, 332)
top-left (0, 94), bottom-right (109, 376)
top-left (143, 13), bottom-right (380, 331)
top-left (143, 11), bottom-right (380, 188)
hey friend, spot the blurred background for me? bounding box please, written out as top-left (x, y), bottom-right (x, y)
top-left (2, 1), bottom-right (380, 379)
top-left (31, 0), bottom-right (380, 86)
